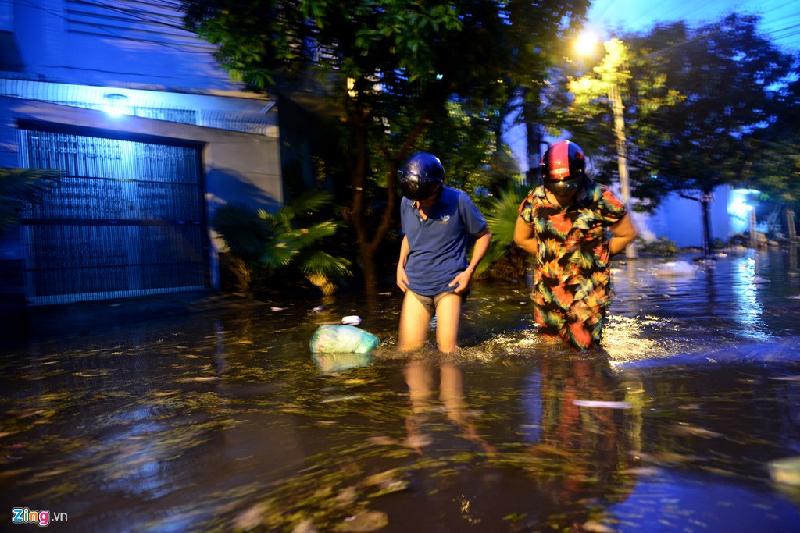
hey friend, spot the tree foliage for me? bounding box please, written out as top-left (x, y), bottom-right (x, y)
top-left (559, 14), bottom-right (796, 252)
top-left (0, 168), bottom-right (59, 233)
top-left (213, 191), bottom-right (351, 295)
top-left (563, 15), bottom-right (794, 202)
top-left (183, 0), bottom-right (587, 292)
top-left (748, 78), bottom-right (800, 208)
top-left (628, 15), bottom-right (793, 200)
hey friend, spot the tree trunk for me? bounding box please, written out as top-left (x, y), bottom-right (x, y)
top-left (347, 101), bottom-right (433, 296)
top-left (701, 192), bottom-right (713, 257)
top-left (360, 244), bottom-right (377, 296)
top-left (522, 91), bottom-right (542, 187)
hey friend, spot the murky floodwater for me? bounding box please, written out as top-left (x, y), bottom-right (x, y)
top-left (3, 251), bottom-right (800, 532)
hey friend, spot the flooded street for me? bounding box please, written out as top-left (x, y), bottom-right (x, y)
top-left (3, 251), bottom-right (800, 532)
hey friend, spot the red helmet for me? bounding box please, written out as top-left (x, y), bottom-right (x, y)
top-left (540, 140), bottom-right (586, 195)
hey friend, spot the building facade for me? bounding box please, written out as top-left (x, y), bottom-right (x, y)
top-left (0, 0), bottom-right (282, 305)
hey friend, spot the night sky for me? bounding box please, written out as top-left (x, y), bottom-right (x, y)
top-left (588, 0), bottom-right (800, 51)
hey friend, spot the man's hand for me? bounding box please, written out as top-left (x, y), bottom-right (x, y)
top-left (448, 267), bottom-right (474, 294)
top-left (397, 265), bottom-right (410, 292)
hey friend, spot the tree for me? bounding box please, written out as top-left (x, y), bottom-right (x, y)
top-left (563, 15), bottom-right (794, 255)
top-left (183, 0), bottom-right (587, 293)
top-left (748, 77), bottom-right (800, 240)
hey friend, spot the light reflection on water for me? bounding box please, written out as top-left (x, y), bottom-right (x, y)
top-left (1, 252), bottom-right (800, 531)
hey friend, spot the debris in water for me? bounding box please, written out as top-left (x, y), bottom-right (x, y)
top-left (582, 520), bottom-right (615, 533)
top-left (320, 395), bottom-right (362, 403)
top-left (293, 519), bottom-right (319, 533)
top-left (335, 486), bottom-right (358, 507)
top-left (176, 376), bottom-right (219, 383)
top-left (624, 467), bottom-right (662, 476)
top-left (271, 306), bottom-right (287, 312)
top-left (573, 400), bottom-right (631, 409)
top-left (769, 456), bottom-right (800, 486)
top-left (670, 422), bottom-right (722, 438)
top-left (234, 503), bottom-right (267, 530)
top-left (336, 511), bottom-right (388, 532)
top-left (341, 315), bottom-right (362, 325)
top-left (367, 436), bottom-right (398, 446)
top-left (653, 260), bottom-right (698, 277)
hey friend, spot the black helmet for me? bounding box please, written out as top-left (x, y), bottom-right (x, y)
top-left (540, 140), bottom-right (587, 196)
top-left (399, 152), bottom-right (444, 201)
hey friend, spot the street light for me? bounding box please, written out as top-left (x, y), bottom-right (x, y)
top-left (572, 32), bottom-right (637, 259)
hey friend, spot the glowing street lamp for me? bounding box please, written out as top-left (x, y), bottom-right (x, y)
top-left (574, 30), bottom-right (600, 58)
top-left (572, 31), bottom-right (636, 259)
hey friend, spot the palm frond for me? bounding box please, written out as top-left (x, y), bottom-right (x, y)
top-left (485, 184), bottom-right (527, 247)
top-left (260, 221), bottom-right (340, 269)
top-left (300, 250), bottom-right (352, 278)
top-left (478, 183), bottom-right (527, 274)
top-left (214, 204), bottom-right (273, 261)
top-left (0, 168), bottom-right (59, 232)
top-left (281, 190), bottom-right (334, 219)
top-left (260, 237), bottom-right (302, 269)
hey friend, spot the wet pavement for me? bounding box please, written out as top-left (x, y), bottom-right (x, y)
top-left (2, 250), bottom-right (800, 532)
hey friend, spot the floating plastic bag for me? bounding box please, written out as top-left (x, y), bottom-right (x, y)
top-left (309, 325), bottom-right (380, 355)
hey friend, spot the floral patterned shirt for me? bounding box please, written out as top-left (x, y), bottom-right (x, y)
top-left (519, 182), bottom-right (627, 348)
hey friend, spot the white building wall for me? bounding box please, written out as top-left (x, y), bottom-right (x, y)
top-left (10, 0), bottom-right (236, 91)
top-left (638, 186), bottom-right (733, 248)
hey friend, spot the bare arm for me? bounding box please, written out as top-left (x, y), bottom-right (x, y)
top-left (608, 214), bottom-right (637, 255)
top-left (396, 235), bottom-right (410, 292)
top-left (514, 215), bottom-right (537, 256)
top-left (468, 229), bottom-right (491, 272)
top-left (449, 229), bottom-right (492, 294)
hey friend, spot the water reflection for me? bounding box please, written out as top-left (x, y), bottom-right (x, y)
top-left (404, 359), bottom-right (494, 454)
top-left (735, 255), bottom-right (768, 340)
top-left (2, 254), bottom-right (800, 530)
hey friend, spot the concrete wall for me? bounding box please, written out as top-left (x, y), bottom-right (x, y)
top-left (641, 186), bottom-right (733, 248)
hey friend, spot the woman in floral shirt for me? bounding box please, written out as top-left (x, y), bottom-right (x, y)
top-left (514, 140), bottom-right (637, 349)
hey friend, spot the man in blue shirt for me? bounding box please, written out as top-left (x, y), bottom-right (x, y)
top-left (396, 152), bottom-right (492, 354)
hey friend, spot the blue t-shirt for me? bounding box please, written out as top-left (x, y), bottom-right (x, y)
top-left (400, 186), bottom-right (488, 296)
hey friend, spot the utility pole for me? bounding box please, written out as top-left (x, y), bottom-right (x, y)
top-left (609, 79), bottom-right (636, 259)
top-left (572, 35), bottom-right (637, 259)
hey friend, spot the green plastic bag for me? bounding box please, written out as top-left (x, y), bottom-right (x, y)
top-left (309, 325), bottom-right (380, 355)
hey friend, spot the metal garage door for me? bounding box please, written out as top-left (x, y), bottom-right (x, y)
top-left (18, 126), bottom-right (208, 304)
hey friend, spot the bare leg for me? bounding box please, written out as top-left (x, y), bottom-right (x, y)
top-left (399, 291), bottom-right (432, 352)
top-left (433, 292), bottom-right (462, 354)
